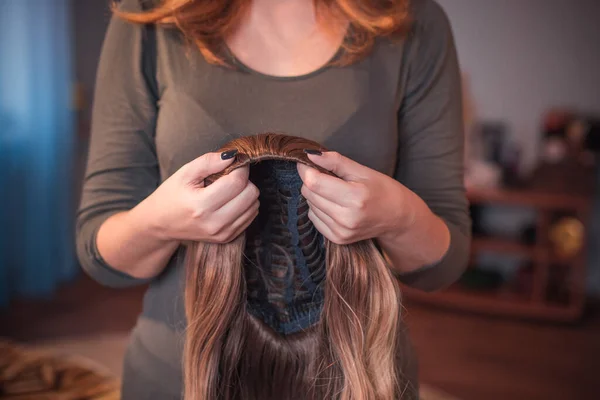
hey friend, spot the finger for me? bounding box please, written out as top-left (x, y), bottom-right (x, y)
top-left (217, 200), bottom-right (260, 243)
top-left (181, 151), bottom-right (236, 183)
top-left (297, 163), bottom-right (355, 205)
top-left (201, 167), bottom-right (250, 211)
top-left (302, 185), bottom-right (345, 219)
top-left (212, 181), bottom-right (260, 225)
top-left (304, 151), bottom-right (368, 181)
top-left (307, 200), bottom-right (354, 243)
top-left (307, 199), bottom-right (338, 229)
top-left (308, 209), bottom-right (345, 245)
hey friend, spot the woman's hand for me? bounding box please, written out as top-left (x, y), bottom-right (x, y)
top-left (296, 151), bottom-right (414, 245)
top-left (139, 150), bottom-right (260, 244)
top-left (95, 150), bottom-right (258, 280)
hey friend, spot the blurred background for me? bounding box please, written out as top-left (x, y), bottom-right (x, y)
top-left (1, 1), bottom-right (599, 399)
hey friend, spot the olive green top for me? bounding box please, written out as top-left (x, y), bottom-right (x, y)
top-left (76, 0), bottom-right (471, 397)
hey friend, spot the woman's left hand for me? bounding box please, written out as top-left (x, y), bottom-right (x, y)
top-left (297, 151), bottom-right (415, 245)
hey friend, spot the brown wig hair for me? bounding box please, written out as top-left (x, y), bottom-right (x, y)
top-left (113, 0), bottom-right (411, 66)
top-left (184, 133), bottom-right (404, 400)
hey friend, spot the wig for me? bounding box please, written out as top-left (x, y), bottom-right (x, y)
top-left (184, 133), bottom-right (404, 400)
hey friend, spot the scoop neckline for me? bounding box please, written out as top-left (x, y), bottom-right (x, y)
top-left (222, 35), bottom-right (346, 82)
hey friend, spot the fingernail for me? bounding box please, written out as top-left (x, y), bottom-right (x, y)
top-left (304, 149), bottom-right (322, 156)
top-left (221, 149), bottom-right (238, 160)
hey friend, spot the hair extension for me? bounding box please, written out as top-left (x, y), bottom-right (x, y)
top-left (184, 133), bottom-right (404, 400)
top-left (113, 0), bottom-right (411, 67)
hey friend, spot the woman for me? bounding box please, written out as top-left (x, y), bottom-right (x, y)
top-left (76, 0), bottom-right (471, 398)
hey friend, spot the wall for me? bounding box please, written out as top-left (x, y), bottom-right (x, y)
top-left (437, 0), bottom-right (600, 294)
top-left (72, 0), bottom-right (111, 124)
top-left (437, 0), bottom-right (600, 170)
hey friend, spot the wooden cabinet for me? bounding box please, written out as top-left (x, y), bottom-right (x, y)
top-left (403, 171), bottom-right (594, 322)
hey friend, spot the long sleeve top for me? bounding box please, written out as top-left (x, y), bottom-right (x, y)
top-left (76, 0), bottom-right (471, 397)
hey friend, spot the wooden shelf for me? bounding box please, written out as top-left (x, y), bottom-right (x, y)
top-left (403, 285), bottom-right (583, 322)
top-left (467, 186), bottom-right (591, 211)
top-left (471, 236), bottom-right (536, 258)
top-left (404, 176), bottom-right (592, 323)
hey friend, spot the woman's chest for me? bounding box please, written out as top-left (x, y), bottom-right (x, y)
top-left (153, 38), bottom-right (405, 181)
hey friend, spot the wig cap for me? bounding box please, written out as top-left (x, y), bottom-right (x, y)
top-left (205, 133), bottom-right (331, 335)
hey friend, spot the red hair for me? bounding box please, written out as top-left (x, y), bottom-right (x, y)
top-left (114, 0), bottom-right (411, 66)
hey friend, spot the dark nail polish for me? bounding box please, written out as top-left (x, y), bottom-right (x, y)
top-left (304, 149), bottom-right (322, 156)
top-left (221, 149), bottom-right (238, 160)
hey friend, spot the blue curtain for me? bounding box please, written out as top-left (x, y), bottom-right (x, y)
top-left (0, 0), bottom-right (77, 307)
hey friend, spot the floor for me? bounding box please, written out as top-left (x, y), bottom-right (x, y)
top-left (1, 275), bottom-right (599, 400)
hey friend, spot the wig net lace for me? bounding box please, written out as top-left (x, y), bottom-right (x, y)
top-left (244, 160), bottom-right (326, 335)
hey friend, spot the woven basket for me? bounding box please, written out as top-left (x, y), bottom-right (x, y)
top-left (0, 339), bottom-right (120, 399)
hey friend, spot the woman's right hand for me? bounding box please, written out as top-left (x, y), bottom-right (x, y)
top-left (141, 150), bottom-right (260, 244)
top-left (95, 150), bottom-right (258, 279)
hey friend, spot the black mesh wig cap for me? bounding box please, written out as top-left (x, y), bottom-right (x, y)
top-left (203, 134), bottom-right (331, 335)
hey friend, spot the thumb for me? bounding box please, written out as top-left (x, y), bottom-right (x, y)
top-left (181, 151), bottom-right (236, 183)
top-left (306, 151), bottom-right (368, 181)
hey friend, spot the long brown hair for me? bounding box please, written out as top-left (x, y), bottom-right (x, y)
top-left (184, 133), bottom-right (405, 400)
top-left (113, 0), bottom-right (411, 66)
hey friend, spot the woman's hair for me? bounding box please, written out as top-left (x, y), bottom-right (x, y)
top-left (183, 133), bottom-right (404, 400)
top-left (113, 0), bottom-right (411, 66)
